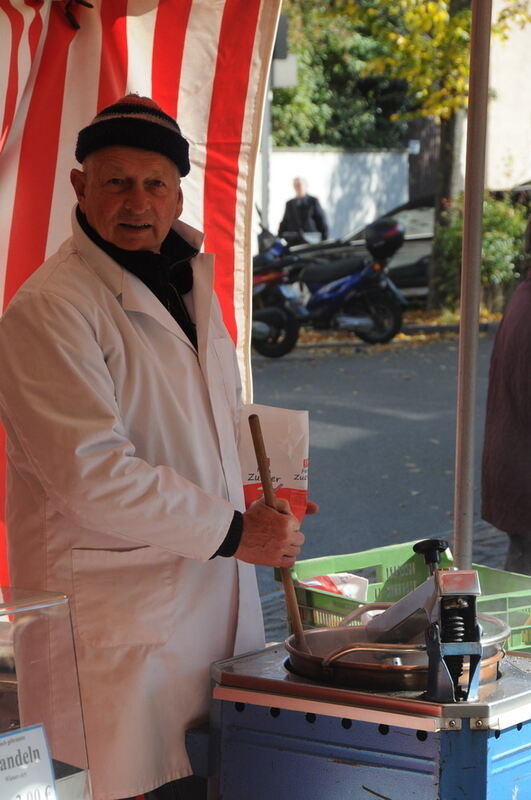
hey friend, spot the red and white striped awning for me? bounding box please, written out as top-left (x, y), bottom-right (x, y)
top-left (0, 0), bottom-right (282, 584)
top-left (0, 0), bottom-right (497, 580)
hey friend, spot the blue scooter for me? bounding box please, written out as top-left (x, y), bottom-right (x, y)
top-left (277, 219), bottom-right (408, 344)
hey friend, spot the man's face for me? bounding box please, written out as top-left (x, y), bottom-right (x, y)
top-left (70, 146), bottom-right (183, 252)
top-left (293, 178), bottom-right (306, 198)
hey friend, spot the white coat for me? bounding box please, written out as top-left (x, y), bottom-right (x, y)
top-left (0, 211), bottom-right (265, 800)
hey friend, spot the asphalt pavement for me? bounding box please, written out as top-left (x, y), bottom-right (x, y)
top-left (249, 321), bottom-right (510, 643)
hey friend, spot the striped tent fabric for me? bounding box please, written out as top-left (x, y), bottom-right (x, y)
top-left (0, 0), bottom-right (282, 585)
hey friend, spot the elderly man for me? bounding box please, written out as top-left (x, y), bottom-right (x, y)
top-left (0, 95), bottom-right (314, 800)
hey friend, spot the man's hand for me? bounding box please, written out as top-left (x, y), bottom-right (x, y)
top-left (235, 497), bottom-right (305, 568)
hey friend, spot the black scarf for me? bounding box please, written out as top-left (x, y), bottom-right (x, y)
top-left (77, 208), bottom-right (198, 349)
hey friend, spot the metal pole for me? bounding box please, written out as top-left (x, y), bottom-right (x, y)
top-left (453, 0), bottom-right (493, 569)
top-left (260, 74), bottom-right (272, 231)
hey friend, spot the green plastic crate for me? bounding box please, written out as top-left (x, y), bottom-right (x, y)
top-left (275, 539), bottom-right (531, 653)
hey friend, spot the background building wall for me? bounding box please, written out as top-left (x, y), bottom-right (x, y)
top-left (486, 3), bottom-right (531, 191)
top-left (254, 146), bottom-right (409, 247)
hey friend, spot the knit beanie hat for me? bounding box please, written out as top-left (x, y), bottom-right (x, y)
top-left (75, 94), bottom-right (190, 176)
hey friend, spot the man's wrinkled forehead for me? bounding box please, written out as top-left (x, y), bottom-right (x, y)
top-left (83, 147), bottom-right (181, 182)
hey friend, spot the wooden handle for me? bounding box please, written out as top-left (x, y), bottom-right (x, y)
top-left (248, 413), bottom-right (310, 653)
top-left (248, 414), bottom-right (277, 508)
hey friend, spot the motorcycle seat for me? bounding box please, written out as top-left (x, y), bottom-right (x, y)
top-left (253, 253), bottom-right (300, 274)
top-left (298, 255), bottom-right (368, 283)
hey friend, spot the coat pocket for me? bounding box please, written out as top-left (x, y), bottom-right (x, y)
top-left (211, 337), bottom-right (240, 420)
top-left (71, 546), bottom-right (176, 647)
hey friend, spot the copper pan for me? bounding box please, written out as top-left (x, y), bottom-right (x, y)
top-left (285, 612), bottom-right (510, 692)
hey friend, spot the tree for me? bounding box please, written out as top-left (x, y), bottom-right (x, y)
top-left (327, 0), bottom-right (531, 306)
top-left (276, 0), bottom-right (531, 305)
top-left (272, 0), bottom-right (411, 148)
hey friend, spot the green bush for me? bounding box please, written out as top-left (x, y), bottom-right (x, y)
top-left (431, 194), bottom-right (528, 308)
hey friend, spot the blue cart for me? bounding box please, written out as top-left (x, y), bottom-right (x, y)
top-left (206, 645), bottom-right (531, 799)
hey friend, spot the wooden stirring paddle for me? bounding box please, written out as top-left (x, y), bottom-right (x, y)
top-left (248, 413), bottom-right (310, 654)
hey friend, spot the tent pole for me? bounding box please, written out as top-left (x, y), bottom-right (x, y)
top-left (453, 0), bottom-right (493, 569)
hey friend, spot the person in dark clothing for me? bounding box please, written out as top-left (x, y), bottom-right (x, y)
top-left (481, 217), bottom-right (531, 574)
top-left (278, 176), bottom-right (328, 243)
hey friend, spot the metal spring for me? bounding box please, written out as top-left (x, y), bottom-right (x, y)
top-left (442, 611), bottom-right (466, 689)
top-left (443, 612), bottom-right (466, 642)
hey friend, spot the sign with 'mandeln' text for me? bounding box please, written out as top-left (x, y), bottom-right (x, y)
top-left (0, 725), bottom-right (56, 800)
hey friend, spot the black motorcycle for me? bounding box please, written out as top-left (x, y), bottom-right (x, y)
top-left (251, 257), bottom-right (301, 358)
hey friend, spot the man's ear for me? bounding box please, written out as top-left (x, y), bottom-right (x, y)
top-left (174, 186), bottom-right (184, 220)
top-left (70, 168), bottom-right (86, 211)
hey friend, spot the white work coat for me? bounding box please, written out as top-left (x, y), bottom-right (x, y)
top-left (0, 212), bottom-right (264, 800)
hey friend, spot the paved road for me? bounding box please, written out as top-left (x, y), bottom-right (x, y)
top-left (249, 330), bottom-right (508, 640)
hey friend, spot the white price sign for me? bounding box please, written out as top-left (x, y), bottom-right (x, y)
top-left (0, 725), bottom-right (56, 800)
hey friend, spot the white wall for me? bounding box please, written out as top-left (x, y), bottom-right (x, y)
top-left (486, 4), bottom-right (531, 190)
top-left (450, 17), bottom-right (531, 196)
top-left (254, 147), bottom-right (409, 249)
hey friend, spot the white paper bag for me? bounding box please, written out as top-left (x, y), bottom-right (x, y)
top-left (239, 403), bottom-right (309, 522)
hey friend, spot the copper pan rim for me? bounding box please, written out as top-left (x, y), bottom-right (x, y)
top-left (284, 617), bottom-right (508, 691)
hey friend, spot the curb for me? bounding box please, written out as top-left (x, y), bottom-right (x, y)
top-left (294, 321), bottom-right (499, 350)
top-left (403, 321), bottom-right (499, 336)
